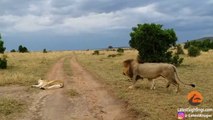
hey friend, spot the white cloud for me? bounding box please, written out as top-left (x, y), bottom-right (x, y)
top-left (0, 0), bottom-right (212, 39)
top-left (1, 3), bottom-right (166, 34)
top-left (0, 15), bottom-right (54, 32)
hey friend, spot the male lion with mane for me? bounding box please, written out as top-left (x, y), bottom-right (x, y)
top-left (122, 59), bottom-right (195, 92)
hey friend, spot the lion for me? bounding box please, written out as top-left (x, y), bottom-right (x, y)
top-left (122, 59), bottom-right (195, 92)
top-left (31, 78), bottom-right (64, 90)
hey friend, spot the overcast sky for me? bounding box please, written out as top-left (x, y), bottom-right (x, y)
top-left (0, 0), bottom-right (213, 51)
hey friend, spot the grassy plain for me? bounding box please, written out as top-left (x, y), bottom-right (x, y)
top-left (0, 51), bottom-right (72, 119)
top-left (0, 51), bottom-right (72, 86)
top-left (75, 49), bottom-right (213, 120)
top-left (0, 50), bottom-right (212, 120)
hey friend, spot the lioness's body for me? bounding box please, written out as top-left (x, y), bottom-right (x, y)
top-left (32, 79), bottom-right (64, 90)
top-left (123, 59), bottom-right (195, 92)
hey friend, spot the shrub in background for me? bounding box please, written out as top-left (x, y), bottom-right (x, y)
top-left (92, 50), bottom-right (99, 55)
top-left (43, 49), bottom-right (47, 53)
top-left (171, 54), bottom-right (184, 66)
top-left (0, 55), bottom-right (7, 69)
top-left (188, 46), bottom-right (200, 57)
top-left (117, 48), bottom-right (124, 53)
top-left (10, 49), bottom-right (16, 52)
top-left (18, 45), bottom-right (29, 53)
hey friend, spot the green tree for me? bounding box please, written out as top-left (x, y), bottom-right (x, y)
top-left (129, 23), bottom-right (182, 65)
top-left (108, 46), bottom-right (113, 49)
top-left (43, 48), bottom-right (47, 53)
top-left (0, 34), bottom-right (6, 53)
top-left (18, 45), bottom-right (29, 53)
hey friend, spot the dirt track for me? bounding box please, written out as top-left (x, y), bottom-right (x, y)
top-left (19, 57), bottom-right (136, 120)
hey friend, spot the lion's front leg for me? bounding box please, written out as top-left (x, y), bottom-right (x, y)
top-left (148, 79), bottom-right (156, 90)
top-left (128, 74), bottom-right (137, 89)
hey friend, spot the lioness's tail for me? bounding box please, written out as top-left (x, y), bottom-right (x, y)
top-left (172, 65), bottom-right (195, 87)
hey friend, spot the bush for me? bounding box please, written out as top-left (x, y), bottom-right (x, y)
top-left (201, 47), bottom-right (209, 52)
top-left (0, 55), bottom-right (7, 69)
top-left (188, 46), bottom-right (200, 57)
top-left (10, 49), bottom-right (16, 52)
top-left (43, 49), bottom-right (47, 53)
top-left (117, 48), bottom-right (124, 53)
top-left (92, 50), bottom-right (99, 55)
top-left (108, 54), bottom-right (117, 57)
top-left (184, 41), bottom-right (191, 49)
top-left (184, 39), bottom-right (213, 51)
top-left (171, 54), bottom-right (184, 66)
top-left (18, 45), bottom-right (29, 53)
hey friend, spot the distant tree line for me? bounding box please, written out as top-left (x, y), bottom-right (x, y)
top-left (184, 39), bottom-right (213, 57)
top-left (184, 39), bottom-right (213, 51)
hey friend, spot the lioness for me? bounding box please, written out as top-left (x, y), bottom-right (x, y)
top-left (123, 59), bottom-right (195, 92)
top-left (31, 78), bottom-right (64, 90)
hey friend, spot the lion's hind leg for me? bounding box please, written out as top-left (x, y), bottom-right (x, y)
top-left (165, 75), bottom-right (180, 93)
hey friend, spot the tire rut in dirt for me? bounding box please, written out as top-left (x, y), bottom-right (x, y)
top-left (69, 57), bottom-right (136, 120)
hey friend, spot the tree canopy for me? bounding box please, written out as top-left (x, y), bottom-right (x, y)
top-left (129, 23), bottom-right (182, 65)
top-left (0, 34), bottom-right (6, 53)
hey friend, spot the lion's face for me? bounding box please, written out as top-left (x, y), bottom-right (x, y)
top-left (122, 66), bottom-right (129, 76)
top-left (122, 59), bottom-right (134, 78)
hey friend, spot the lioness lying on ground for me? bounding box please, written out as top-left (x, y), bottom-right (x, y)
top-left (123, 59), bottom-right (195, 92)
top-left (31, 78), bottom-right (64, 90)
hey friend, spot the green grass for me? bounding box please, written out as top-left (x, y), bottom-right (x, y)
top-left (75, 50), bottom-right (213, 120)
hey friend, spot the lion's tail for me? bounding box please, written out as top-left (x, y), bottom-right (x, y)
top-left (172, 65), bottom-right (195, 88)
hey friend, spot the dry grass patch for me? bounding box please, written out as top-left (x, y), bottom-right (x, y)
top-left (0, 51), bottom-right (72, 86)
top-left (0, 97), bottom-right (25, 119)
top-left (75, 50), bottom-right (213, 120)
